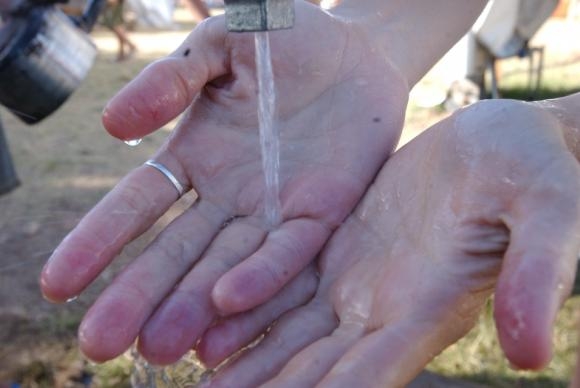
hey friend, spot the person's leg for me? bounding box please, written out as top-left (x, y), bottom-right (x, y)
top-left (104, 1), bottom-right (136, 61)
top-left (106, 26), bottom-right (123, 60)
top-left (0, 117), bottom-right (19, 196)
top-left (183, 0), bottom-right (210, 22)
top-left (113, 25), bottom-right (136, 61)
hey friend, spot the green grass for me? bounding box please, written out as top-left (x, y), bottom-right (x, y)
top-left (428, 296), bottom-right (580, 387)
top-left (89, 356), bottom-right (133, 388)
top-left (495, 57), bottom-right (580, 101)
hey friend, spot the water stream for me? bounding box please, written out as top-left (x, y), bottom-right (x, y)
top-left (254, 31), bottom-right (282, 228)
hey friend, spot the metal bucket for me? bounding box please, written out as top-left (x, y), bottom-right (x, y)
top-left (0, 2), bottom-right (102, 124)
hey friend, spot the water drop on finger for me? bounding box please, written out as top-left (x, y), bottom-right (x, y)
top-left (124, 139), bottom-right (143, 147)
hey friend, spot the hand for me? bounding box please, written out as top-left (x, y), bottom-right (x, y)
top-left (40, 1), bottom-right (408, 364)
top-left (197, 98), bottom-right (580, 387)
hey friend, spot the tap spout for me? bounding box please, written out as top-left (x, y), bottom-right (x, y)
top-left (224, 0), bottom-right (294, 32)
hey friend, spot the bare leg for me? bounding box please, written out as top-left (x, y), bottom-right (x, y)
top-left (183, 0), bottom-right (210, 23)
top-left (111, 26), bottom-right (136, 61)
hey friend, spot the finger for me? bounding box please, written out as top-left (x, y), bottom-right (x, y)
top-left (205, 301), bottom-right (337, 388)
top-left (196, 264), bottom-right (318, 368)
top-left (212, 218), bottom-right (330, 314)
top-left (102, 18), bottom-right (229, 141)
top-left (40, 156), bottom-right (190, 303)
top-left (77, 199), bottom-right (228, 363)
top-left (261, 324), bottom-right (364, 388)
top-left (137, 219), bottom-right (267, 365)
top-left (317, 319), bottom-right (464, 388)
top-left (494, 160), bottom-right (580, 370)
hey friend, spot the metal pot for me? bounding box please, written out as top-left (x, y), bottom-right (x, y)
top-left (0, 1), bottom-right (104, 124)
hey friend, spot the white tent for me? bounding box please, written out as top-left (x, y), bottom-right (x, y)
top-left (476, 0), bottom-right (559, 58)
top-left (411, 0), bottom-right (558, 108)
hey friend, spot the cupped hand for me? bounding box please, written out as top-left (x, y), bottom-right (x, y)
top-left (197, 99), bottom-right (580, 387)
top-left (40, 1), bottom-right (409, 364)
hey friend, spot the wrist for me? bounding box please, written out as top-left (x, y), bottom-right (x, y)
top-left (327, 1), bottom-right (488, 87)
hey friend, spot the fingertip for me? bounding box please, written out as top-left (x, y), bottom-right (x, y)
top-left (213, 218), bottom-right (328, 315)
top-left (138, 295), bottom-right (212, 366)
top-left (494, 269), bottom-right (557, 370)
top-left (495, 309), bottom-right (553, 370)
top-left (102, 94), bottom-right (160, 141)
top-left (101, 104), bottom-right (131, 141)
top-left (101, 63), bottom-right (177, 140)
top-left (39, 250), bottom-right (88, 304)
top-left (212, 272), bottom-right (252, 315)
top-left (102, 53), bottom-right (216, 141)
top-left (197, 323), bottom-right (241, 369)
top-left (196, 338), bottom-right (224, 370)
top-left (136, 338), bottom-right (185, 366)
top-left (78, 317), bottom-right (125, 363)
top-left (78, 293), bottom-right (150, 363)
top-left (39, 270), bottom-right (67, 304)
top-left (212, 265), bottom-right (301, 315)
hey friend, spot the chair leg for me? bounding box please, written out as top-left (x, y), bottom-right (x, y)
top-left (489, 57), bottom-right (500, 99)
top-left (0, 118), bottom-right (20, 196)
top-left (527, 46), bottom-right (545, 100)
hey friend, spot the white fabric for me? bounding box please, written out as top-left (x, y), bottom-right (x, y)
top-left (475, 0), bottom-right (558, 58)
top-left (125, 0), bottom-right (175, 29)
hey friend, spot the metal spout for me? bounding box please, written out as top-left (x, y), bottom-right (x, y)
top-left (224, 0), bottom-right (294, 32)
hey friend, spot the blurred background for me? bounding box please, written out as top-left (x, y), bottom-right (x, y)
top-left (1, 1), bottom-right (580, 387)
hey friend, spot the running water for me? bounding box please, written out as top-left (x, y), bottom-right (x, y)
top-left (254, 31), bottom-right (282, 228)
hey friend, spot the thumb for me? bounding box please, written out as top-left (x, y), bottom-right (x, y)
top-left (102, 18), bottom-right (229, 141)
top-left (317, 310), bottom-right (478, 388)
top-left (494, 164), bottom-right (580, 370)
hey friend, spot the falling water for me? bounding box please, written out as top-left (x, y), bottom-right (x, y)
top-left (254, 31), bottom-right (282, 228)
top-left (130, 349), bottom-right (207, 387)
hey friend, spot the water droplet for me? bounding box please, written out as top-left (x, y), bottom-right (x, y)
top-left (501, 177), bottom-right (515, 185)
top-left (124, 138), bottom-right (142, 147)
top-left (66, 296), bottom-right (78, 303)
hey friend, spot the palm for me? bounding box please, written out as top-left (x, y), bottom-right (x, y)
top-left (201, 100), bottom-right (580, 388)
top-left (40, 2), bottom-right (408, 365)
top-left (173, 16), bottom-right (405, 231)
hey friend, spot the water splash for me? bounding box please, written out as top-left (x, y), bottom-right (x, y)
top-left (255, 32), bottom-right (282, 228)
top-left (129, 348), bottom-right (206, 387)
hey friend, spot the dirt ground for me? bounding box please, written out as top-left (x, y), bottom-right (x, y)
top-left (1, 9), bottom-right (579, 388)
top-left (0, 13), bottom-right (200, 386)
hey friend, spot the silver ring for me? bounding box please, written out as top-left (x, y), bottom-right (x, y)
top-left (145, 160), bottom-right (186, 197)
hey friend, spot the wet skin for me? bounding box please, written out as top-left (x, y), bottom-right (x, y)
top-left (195, 98), bottom-right (580, 388)
top-left (40, 2), bottom-right (409, 364)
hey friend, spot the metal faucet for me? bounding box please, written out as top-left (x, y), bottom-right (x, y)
top-left (224, 0), bottom-right (294, 32)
